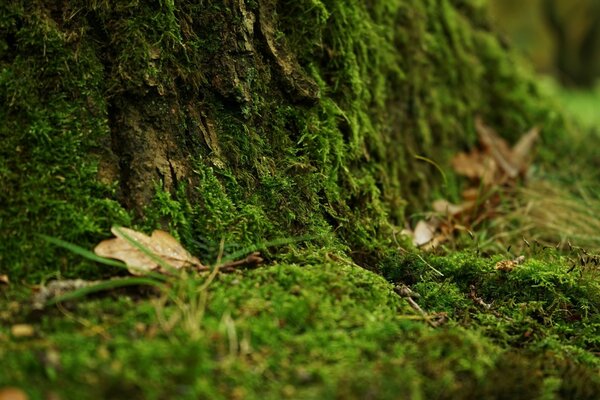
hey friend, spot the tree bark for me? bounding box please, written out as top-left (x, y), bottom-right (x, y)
top-left (0, 0), bottom-right (565, 278)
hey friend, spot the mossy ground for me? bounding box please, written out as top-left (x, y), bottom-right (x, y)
top-left (2, 252), bottom-right (600, 399)
top-left (2, 0), bottom-right (600, 398)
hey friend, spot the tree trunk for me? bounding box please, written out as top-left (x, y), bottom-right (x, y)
top-left (0, 0), bottom-right (566, 279)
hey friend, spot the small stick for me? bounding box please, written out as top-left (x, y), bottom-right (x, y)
top-left (394, 284), bottom-right (447, 328)
top-left (219, 252), bottom-right (264, 272)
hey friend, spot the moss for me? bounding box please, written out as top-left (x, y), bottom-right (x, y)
top-left (1, 260), bottom-right (599, 398)
top-left (0, 3), bottom-right (131, 279)
top-left (0, 0), bottom-right (575, 280)
top-left (378, 250), bottom-right (600, 360)
top-left (2, 1), bottom-right (599, 397)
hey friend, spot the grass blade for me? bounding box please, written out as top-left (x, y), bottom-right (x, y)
top-left (219, 235), bottom-right (317, 264)
top-left (39, 234), bottom-right (127, 268)
top-left (45, 277), bottom-right (164, 305)
top-left (40, 234), bottom-right (169, 282)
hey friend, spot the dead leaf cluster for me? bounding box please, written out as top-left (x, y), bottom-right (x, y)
top-left (494, 255), bottom-right (526, 272)
top-left (453, 117), bottom-right (539, 186)
top-left (403, 118), bottom-right (540, 250)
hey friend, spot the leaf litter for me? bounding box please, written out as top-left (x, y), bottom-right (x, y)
top-left (404, 118), bottom-right (540, 251)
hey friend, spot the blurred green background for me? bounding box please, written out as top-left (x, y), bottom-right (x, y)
top-left (489, 0), bottom-right (600, 129)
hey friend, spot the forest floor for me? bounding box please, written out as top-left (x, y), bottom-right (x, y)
top-left (1, 84), bottom-right (600, 399)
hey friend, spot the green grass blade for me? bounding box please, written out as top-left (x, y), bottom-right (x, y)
top-left (40, 233), bottom-right (169, 282)
top-left (414, 154), bottom-right (447, 188)
top-left (45, 277), bottom-right (164, 305)
top-left (219, 235), bottom-right (318, 264)
top-left (39, 234), bottom-right (127, 268)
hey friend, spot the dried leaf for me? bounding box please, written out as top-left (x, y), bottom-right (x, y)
top-left (461, 188), bottom-right (480, 202)
top-left (451, 151), bottom-right (498, 185)
top-left (475, 118), bottom-right (540, 180)
top-left (32, 279), bottom-right (101, 310)
top-left (95, 227), bottom-right (204, 276)
top-left (511, 126), bottom-right (540, 174)
top-left (495, 256), bottom-right (525, 272)
top-left (413, 220), bottom-right (436, 247)
top-left (494, 260), bottom-right (517, 272)
top-left (475, 117), bottom-right (518, 178)
top-left (432, 199), bottom-right (474, 216)
top-left (0, 275), bottom-right (8, 285)
top-left (10, 324), bottom-right (35, 338)
top-left (451, 151), bottom-right (486, 179)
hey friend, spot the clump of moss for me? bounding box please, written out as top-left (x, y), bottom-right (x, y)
top-left (378, 250), bottom-right (600, 363)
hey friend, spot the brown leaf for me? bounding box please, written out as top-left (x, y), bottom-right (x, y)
top-left (0, 275), bottom-right (8, 285)
top-left (475, 117), bottom-right (540, 179)
top-left (475, 117), bottom-right (519, 178)
top-left (451, 151), bottom-right (499, 185)
top-left (432, 199), bottom-right (474, 216)
top-left (511, 126), bottom-right (540, 174)
top-left (451, 151), bottom-right (485, 179)
top-left (461, 188), bottom-right (480, 202)
top-left (95, 227), bottom-right (205, 276)
top-left (495, 256), bottom-right (525, 272)
top-left (32, 279), bottom-right (101, 310)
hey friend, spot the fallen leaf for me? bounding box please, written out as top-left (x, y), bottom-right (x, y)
top-left (0, 275), bottom-right (8, 285)
top-left (10, 324), bottom-right (35, 338)
top-left (95, 227), bottom-right (205, 276)
top-left (511, 126), bottom-right (540, 174)
top-left (413, 220), bottom-right (436, 247)
top-left (32, 279), bottom-right (101, 310)
top-left (451, 151), bottom-right (499, 185)
top-left (475, 117), bottom-right (540, 180)
top-left (495, 256), bottom-right (525, 272)
top-left (494, 260), bottom-right (517, 272)
top-left (0, 388), bottom-right (28, 400)
top-left (461, 188), bottom-right (480, 202)
top-left (432, 199), bottom-right (474, 216)
top-left (475, 117), bottom-right (519, 178)
top-left (451, 151), bottom-right (487, 180)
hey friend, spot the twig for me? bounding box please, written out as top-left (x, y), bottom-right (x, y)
top-left (219, 252), bottom-right (264, 272)
top-left (196, 252), bottom-right (264, 274)
top-left (468, 285), bottom-right (513, 321)
top-left (394, 284), bottom-right (447, 328)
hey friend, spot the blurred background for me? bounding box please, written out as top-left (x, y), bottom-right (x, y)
top-left (489, 0), bottom-right (600, 128)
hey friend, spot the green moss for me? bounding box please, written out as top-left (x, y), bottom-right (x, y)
top-left (2, 260), bottom-right (599, 398)
top-left (2, 2), bottom-right (599, 397)
top-left (0, 3), bottom-right (131, 279)
top-left (378, 250), bottom-right (600, 360)
top-left (0, 0), bottom-right (575, 280)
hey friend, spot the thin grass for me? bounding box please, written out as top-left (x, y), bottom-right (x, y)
top-left (491, 180), bottom-right (600, 252)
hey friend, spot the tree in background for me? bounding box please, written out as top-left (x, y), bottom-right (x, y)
top-left (542, 0), bottom-right (600, 86)
top-left (490, 0), bottom-right (600, 86)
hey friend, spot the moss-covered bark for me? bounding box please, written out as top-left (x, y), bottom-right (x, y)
top-left (1, 0), bottom-right (567, 279)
